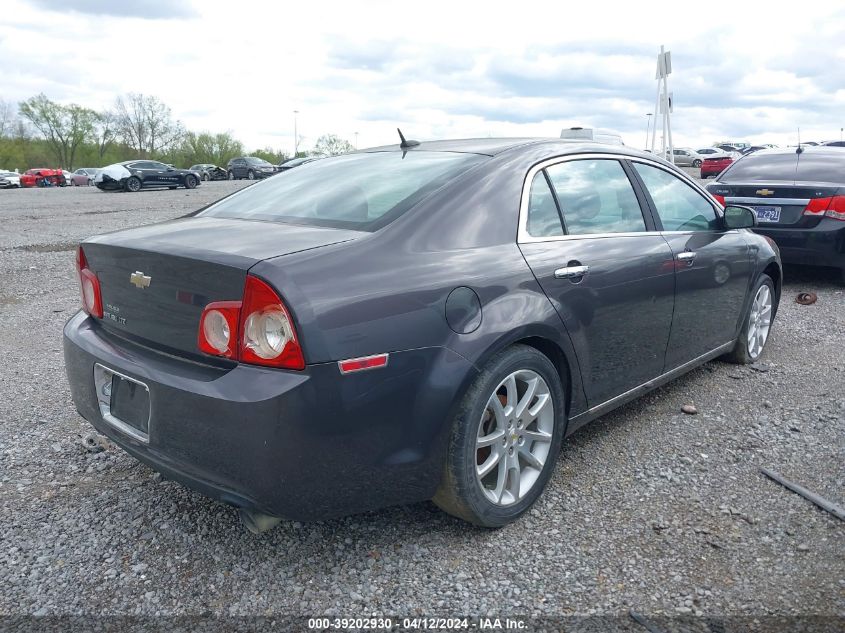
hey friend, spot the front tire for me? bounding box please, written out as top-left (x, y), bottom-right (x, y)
top-left (433, 345), bottom-right (565, 527)
top-left (247, 170), bottom-right (255, 180)
top-left (184, 174), bottom-right (198, 189)
top-left (723, 274), bottom-right (775, 364)
top-left (124, 176), bottom-right (142, 193)
top-left (202, 173), bottom-right (209, 181)
top-left (228, 171), bottom-right (235, 180)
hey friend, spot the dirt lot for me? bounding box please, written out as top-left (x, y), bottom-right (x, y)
top-left (0, 182), bottom-right (842, 629)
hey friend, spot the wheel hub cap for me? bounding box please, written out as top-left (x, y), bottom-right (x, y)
top-left (747, 284), bottom-right (772, 359)
top-left (475, 369), bottom-right (555, 507)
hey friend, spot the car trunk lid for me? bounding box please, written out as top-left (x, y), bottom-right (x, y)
top-left (706, 182), bottom-right (840, 227)
top-left (82, 217), bottom-right (362, 357)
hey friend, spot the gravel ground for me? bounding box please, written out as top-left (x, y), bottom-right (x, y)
top-left (0, 182), bottom-right (843, 629)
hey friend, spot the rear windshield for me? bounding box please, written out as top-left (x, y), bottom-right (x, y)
top-left (795, 152), bottom-right (845, 183)
top-left (721, 151), bottom-right (845, 183)
top-left (721, 153), bottom-right (798, 181)
top-left (200, 151), bottom-right (488, 230)
top-left (245, 157), bottom-right (272, 165)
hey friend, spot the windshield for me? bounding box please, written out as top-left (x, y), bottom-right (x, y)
top-left (200, 151), bottom-right (488, 231)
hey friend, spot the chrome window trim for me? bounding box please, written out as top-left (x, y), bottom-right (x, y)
top-left (517, 153), bottom-right (724, 244)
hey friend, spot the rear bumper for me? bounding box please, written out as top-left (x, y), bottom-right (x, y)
top-left (753, 218), bottom-right (845, 270)
top-left (63, 311), bottom-right (477, 520)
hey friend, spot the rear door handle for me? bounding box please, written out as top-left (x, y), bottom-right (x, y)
top-left (554, 265), bottom-right (590, 279)
top-left (676, 251), bottom-right (696, 265)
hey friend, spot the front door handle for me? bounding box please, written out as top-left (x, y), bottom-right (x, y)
top-left (555, 265), bottom-right (590, 279)
top-left (676, 251), bottom-right (696, 266)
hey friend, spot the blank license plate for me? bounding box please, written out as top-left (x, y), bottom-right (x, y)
top-left (110, 374), bottom-right (150, 435)
top-left (752, 206), bottom-right (781, 222)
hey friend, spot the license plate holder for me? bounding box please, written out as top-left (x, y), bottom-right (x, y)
top-left (93, 364), bottom-right (150, 443)
top-left (752, 205), bottom-right (781, 223)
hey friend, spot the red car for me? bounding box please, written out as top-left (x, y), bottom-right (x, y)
top-left (20, 168), bottom-right (66, 188)
top-left (700, 156), bottom-right (734, 179)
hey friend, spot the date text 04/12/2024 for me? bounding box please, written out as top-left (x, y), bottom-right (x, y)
top-left (306, 617), bottom-right (527, 630)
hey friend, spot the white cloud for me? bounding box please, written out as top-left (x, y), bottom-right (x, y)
top-left (2, 0), bottom-right (844, 152)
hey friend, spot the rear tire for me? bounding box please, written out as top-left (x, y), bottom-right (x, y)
top-left (124, 176), bottom-right (142, 193)
top-left (692, 159), bottom-right (702, 167)
top-left (202, 173), bottom-right (209, 182)
top-left (723, 274), bottom-right (775, 364)
top-left (228, 171), bottom-right (235, 180)
top-left (433, 345), bottom-right (565, 527)
top-left (184, 174), bottom-right (198, 189)
top-left (247, 170), bottom-right (255, 180)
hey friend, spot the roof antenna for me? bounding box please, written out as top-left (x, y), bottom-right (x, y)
top-left (796, 127), bottom-right (803, 154)
top-left (397, 128), bottom-right (420, 149)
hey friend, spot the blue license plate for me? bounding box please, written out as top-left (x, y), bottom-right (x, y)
top-left (752, 206), bottom-right (781, 222)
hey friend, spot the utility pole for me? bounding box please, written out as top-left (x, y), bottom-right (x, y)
top-left (293, 110), bottom-right (299, 157)
top-left (651, 46), bottom-right (674, 163)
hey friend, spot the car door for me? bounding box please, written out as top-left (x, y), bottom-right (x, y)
top-left (234, 159), bottom-right (246, 178)
top-left (630, 160), bottom-right (753, 369)
top-left (518, 156), bottom-right (676, 406)
top-left (127, 161), bottom-right (157, 187)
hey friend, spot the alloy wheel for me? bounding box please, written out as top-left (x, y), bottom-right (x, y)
top-left (747, 284), bottom-right (772, 359)
top-left (475, 369), bottom-right (554, 506)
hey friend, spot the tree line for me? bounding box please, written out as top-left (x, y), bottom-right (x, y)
top-left (0, 94), bottom-right (355, 172)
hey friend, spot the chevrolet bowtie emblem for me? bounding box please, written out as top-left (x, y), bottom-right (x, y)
top-left (756, 189), bottom-right (774, 196)
top-left (130, 271), bottom-right (151, 289)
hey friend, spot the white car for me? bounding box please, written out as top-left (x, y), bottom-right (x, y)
top-left (697, 147), bottom-right (742, 160)
top-left (663, 147), bottom-right (703, 167)
top-left (0, 171), bottom-right (21, 188)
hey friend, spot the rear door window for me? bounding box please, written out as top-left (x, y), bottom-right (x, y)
top-left (526, 174), bottom-right (564, 237)
top-left (544, 159), bottom-right (647, 235)
top-left (634, 163), bottom-right (719, 231)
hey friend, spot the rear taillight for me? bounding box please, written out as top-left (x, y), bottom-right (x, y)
top-left (197, 275), bottom-right (305, 370)
top-left (711, 194), bottom-right (725, 207)
top-left (197, 301), bottom-right (241, 358)
top-left (240, 275), bottom-right (305, 369)
top-left (75, 246), bottom-right (103, 318)
top-left (803, 195), bottom-right (845, 220)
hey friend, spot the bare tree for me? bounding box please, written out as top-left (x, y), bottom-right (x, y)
top-left (312, 134), bottom-right (355, 156)
top-left (0, 99), bottom-right (14, 138)
top-left (18, 94), bottom-right (96, 169)
top-left (94, 110), bottom-right (117, 159)
top-left (115, 93), bottom-right (184, 158)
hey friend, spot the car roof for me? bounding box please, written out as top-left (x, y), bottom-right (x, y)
top-left (360, 137), bottom-right (661, 160)
top-left (739, 146), bottom-right (843, 158)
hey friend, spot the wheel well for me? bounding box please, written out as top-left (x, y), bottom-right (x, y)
top-left (763, 262), bottom-right (782, 315)
top-left (514, 336), bottom-right (572, 415)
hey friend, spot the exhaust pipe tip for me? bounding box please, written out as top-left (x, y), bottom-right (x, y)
top-left (238, 508), bottom-right (283, 534)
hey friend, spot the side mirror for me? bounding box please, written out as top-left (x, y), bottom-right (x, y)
top-left (167, 167), bottom-right (175, 172)
top-left (723, 205), bottom-right (757, 229)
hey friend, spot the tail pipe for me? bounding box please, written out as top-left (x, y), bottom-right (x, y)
top-left (238, 508), bottom-right (283, 534)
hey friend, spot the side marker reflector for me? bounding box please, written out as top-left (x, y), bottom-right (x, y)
top-left (338, 353), bottom-right (389, 374)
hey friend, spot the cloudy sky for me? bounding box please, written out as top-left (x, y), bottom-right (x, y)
top-left (2, 0), bottom-right (844, 153)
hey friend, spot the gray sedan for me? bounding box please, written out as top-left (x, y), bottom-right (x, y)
top-left (63, 138), bottom-right (781, 531)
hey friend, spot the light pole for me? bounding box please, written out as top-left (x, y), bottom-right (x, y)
top-left (293, 110), bottom-right (299, 157)
top-left (645, 113), bottom-right (653, 151)
top-left (354, 132), bottom-right (359, 149)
